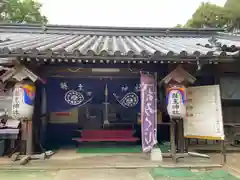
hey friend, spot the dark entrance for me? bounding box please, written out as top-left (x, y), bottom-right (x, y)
top-left (44, 75), bottom-right (141, 149)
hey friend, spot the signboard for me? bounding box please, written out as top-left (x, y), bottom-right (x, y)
top-left (141, 73), bottom-right (157, 152)
top-left (184, 85), bottom-right (224, 140)
top-left (166, 86), bottom-right (186, 119)
top-left (11, 82), bottom-right (35, 120)
top-left (50, 108), bottom-right (78, 124)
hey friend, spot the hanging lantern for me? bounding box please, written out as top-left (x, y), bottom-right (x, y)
top-left (166, 85), bottom-right (186, 119)
top-left (11, 81), bottom-right (36, 120)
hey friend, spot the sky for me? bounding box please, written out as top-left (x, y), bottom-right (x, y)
top-left (39, 0), bottom-right (227, 27)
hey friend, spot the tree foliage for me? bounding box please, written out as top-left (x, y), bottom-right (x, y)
top-left (224, 0), bottom-right (240, 30)
top-left (182, 0), bottom-right (240, 30)
top-left (0, 0), bottom-right (47, 24)
top-left (185, 3), bottom-right (230, 28)
top-left (175, 24), bottom-right (183, 28)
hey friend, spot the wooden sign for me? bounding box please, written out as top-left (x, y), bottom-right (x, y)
top-left (184, 85), bottom-right (224, 140)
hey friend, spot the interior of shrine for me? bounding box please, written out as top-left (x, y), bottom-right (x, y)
top-left (35, 66), bottom-right (168, 153)
top-left (33, 65), bottom-right (215, 153)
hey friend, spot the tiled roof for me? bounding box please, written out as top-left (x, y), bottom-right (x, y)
top-left (0, 24), bottom-right (239, 62)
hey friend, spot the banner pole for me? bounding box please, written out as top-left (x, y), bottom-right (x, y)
top-left (154, 72), bottom-right (158, 146)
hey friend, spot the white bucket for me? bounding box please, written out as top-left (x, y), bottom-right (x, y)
top-left (150, 148), bottom-right (163, 161)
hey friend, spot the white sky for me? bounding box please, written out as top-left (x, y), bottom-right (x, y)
top-left (39, 0), bottom-right (227, 27)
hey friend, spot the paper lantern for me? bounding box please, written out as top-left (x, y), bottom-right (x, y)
top-left (166, 86), bottom-right (186, 119)
top-left (11, 82), bottom-right (35, 120)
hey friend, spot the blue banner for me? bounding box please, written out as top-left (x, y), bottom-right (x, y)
top-left (46, 78), bottom-right (140, 112)
top-left (108, 78), bottom-right (140, 111)
top-left (46, 78), bottom-right (104, 112)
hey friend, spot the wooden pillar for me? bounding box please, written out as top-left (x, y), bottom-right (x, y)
top-left (178, 119), bottom-right (185, 153)
top-left (21, 120), bottom-right (33, 155)
top-left (21, 121), bottom-right (27, 154)
top-left (221, 140), bottom-right (227, 165)
top-left (26, 121), bottom-right (33, 155)
top-left (170, 119), bottom-right (176, 162)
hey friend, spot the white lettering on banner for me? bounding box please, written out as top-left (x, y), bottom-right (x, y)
top-left (78, 84), bottom-right (84, 91)
top-left (121, 85), bottom-right (128, 92)
top-left (135, 84), bottom-right (141, 92)
top-left (145, 117), bottom-right (152, 131)
top-left (142, 83), bottom-right (156, 148)
top-left (145, 103), bottom-right (155, 116)
top-left (60, 82), bottom-right (68, 90)
top-left (144, 131), bottom-right (152, 144)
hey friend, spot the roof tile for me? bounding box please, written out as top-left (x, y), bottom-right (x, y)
top-left (0, 24), bottom-right (238, 59)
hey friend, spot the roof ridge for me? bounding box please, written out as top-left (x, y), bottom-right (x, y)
top-left (0, 23), bottom-right (224, 35)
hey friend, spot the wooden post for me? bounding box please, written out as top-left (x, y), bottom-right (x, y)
top-left (162, 66), bottom-right (196, 163)
top-left (170, 119), bottom-right (176, 162)
top-left (221, 140), bottom-right (227, 165)
top-left (20, 121), bottom-right (27, 154)
top-left (26, 121), bottom-right (33, 155)
top-left (178, 119), bottom-right (185, 153)
top-left (185, 139), bottom-right (189, 152)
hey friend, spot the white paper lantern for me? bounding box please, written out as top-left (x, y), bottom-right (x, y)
top-left (11, 82), bottom-right (35, 120)
top-left (166, 86), bottom-right (186, 119)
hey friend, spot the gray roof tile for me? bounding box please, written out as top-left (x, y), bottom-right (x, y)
top-left (0, 33), bottom-right (232, 57)
top-left (0, 24), bottom-right (238, 59)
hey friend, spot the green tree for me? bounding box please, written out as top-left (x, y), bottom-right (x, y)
top-left (224, 0), bottom-right (240, 30)
top-left (175, 24), bottom-right (183, 28)
top-left (185, 2), bottom-right (229, 28)
top-left (0, 0), bottom-right (47, 24)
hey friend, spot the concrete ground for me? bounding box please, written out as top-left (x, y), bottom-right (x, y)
top-left (1, 150), bottom-right (240, 179)
top-left (54, 169), bottom-right (153, 180)
top-left (0, 170), bottom-right (57, 180)
top-left (0, 169), bottom-right (153, 180)
top-left (0, 149), bottom-right (221, 169)
top-left (0, 167), bottom-right (239, 180)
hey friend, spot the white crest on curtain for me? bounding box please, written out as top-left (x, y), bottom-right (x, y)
top-left (64, 90), bottom-right (85, 105)
top-left (113, 83), bottom-right (140, 108)
top-left (61, 82), bottom-right (93, 107)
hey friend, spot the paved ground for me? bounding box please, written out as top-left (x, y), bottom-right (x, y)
top-left (54, 169), bottom-right (153, 180)
top-left (1, 152), bottom-right (240, 180)
top-left (0, 170), bottom-right (57, 180)
top-left (1, 168), bottom-right (240, 180)
top-left (0, 169), bottom-right (153, 180)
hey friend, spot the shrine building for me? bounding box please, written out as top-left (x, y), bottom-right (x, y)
top-left (0, 23), bottom-right (239, 155)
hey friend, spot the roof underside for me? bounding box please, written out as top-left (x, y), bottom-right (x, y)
top-left (0, 24), bottom-right (239, 63)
